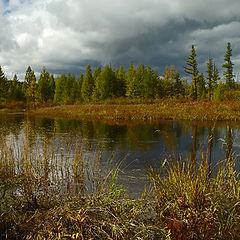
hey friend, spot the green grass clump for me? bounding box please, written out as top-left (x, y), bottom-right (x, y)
top-left (147, 157), bottom-right (240, 239)
top-left (2, 132), bottom-right (240, 239)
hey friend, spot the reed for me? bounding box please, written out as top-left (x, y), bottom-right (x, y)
top-left (147, 156), bottom-right (240, 239)
top-left (0, 134), bottom-right (169, 239)
top-left (1, 131), bottom-right (240, 239)
top-left (26, 101), bottom-right (240, 122)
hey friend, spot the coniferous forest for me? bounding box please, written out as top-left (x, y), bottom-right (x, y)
top-left (0, 42), bottom-right (239, 106)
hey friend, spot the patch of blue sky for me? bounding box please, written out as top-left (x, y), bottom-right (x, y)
top-left (2, 0), bottom-right (9, 5)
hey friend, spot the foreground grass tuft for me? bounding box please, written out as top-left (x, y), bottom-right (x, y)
top-left (147, 157), bottom-right (240, 239)
top-left (1, 134), bottom-right (240, 239)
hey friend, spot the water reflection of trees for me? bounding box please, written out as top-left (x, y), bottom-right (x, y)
top-left (0, 115), bottom-right (239, 164)
top-left (0, 114), bottom-right (24, 140)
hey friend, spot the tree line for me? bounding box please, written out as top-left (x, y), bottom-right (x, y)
top-left (0, 42), bottom-right (238, 105)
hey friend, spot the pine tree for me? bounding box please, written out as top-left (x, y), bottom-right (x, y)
top-left (68, 73), bottom-right (77, 103)
top-left (212, 64), bottom-right (220, 89)
top-left (184, 45), bottom-right (199, 100)
top-left (126, 61), bottom-right (136, 98)
top-left (92, 65), bottom-right (116, 100)
top-left (54, 74), bottom-right (66, 104)
top-left (76, 73), bottom-right (84, 102)
top-left (8, 74), bottom-right (23, 101)
top-left (48, 74), bottom-right (55, 101)
top-left (116, 65), bottom-right (126, 97)
top-left (206, 58), bottom-right (214, 101)
top-left (23, 66), bottom-right (37, 104)
top-left (197, 73), bottom-right (206, 100)
top-left (162, 65), bottom-right (176, 97)
top-left (222, 42), bottom-right (234, 90)
top-left (142, 66), bottom-right (158, 98)
top-left (92, 67), bottom-right (102, 83)
top-left (81, 64), bottom-right (94, 102)
top-left (134, 64), bottom-right (145, 98)
top-left (174, 71), bottom-right (184, 97)
top-left (0, 66), bottom-right (8, 101)
top-left (37, 66), bottom-right (50, 103)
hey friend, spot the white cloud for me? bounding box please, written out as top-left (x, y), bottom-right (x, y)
top-left (1, 0), bottom-right (240, 79)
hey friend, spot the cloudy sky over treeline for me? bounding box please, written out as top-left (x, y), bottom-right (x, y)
top-left (1, 0), bottom-right (240, 79)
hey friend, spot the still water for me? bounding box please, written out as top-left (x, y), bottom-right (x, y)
top-left (1, 113), bottom-right (240, 195)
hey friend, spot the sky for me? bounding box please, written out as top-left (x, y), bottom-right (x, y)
top-left (1, 0), bottom-right (240, 80)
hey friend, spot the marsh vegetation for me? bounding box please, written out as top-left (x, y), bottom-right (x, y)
top-left (1, 114), bottom-right (240, 239)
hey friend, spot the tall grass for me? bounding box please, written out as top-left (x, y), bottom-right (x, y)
top-left (147, 156), bottom-right (240, 239)
top-left (27, 101), bottom-right (240, 121)
top-left (1, 132), bottom-right (240, 239)
top-left (0, 134), bottom-right (169, 239)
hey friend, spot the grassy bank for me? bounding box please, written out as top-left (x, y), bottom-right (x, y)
top-left (1, 133), bottom-right (240, 239)
top-left (26, 101), bottom-right (240, 122)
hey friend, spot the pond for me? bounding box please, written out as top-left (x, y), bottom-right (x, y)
top-left (1, 112), bottom-right (240, 195)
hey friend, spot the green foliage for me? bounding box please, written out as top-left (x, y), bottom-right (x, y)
top-left (62, 72), bottom-right (76, 104)
top-left (7, 74), bottom-right (24, 101)
top-left (197, 73), bottom-right (206, 100)
top-left (0, 66), bottom-right (9, 101)
top-left (3, 41), bottom-right (240, 105)
top-left (37, 66), bottom-right (52, 103)
top-left (126, 61), bottom-right (137, 98)
top-left (142, 66), bottom-right (158, 98)
top-left (162, 66), bottom-right (175, 97)
top-left (184, 44), bottom-right (199, 100)
top-left (75, 73), bottom-right (84, 102)
top-left (206, 58), bottom-right (214, 101)
top-left (214, 81), bottom-right (225, 101)
top-left (115, 65), bottom-right (126, 97)
top-left (54, 74), bottom-right (66, 104)
top-left (93, 64), bottom-right (117, 100)
top-left (81, 64), bottom-right (94, 102)
top-left (222, 42), bottom-right (235, 90)
top-left (23, 66), bottom-right (37, 105)
top-left (148, 157), bottom-right (240, 239)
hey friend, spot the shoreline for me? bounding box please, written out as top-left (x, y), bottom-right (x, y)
top-left (24, 101), bottom-right (240, 122)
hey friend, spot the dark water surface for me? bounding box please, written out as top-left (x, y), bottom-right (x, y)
top-left (1, 113), bottom-right (240, 195)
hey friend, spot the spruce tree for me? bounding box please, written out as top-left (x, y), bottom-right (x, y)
top-left (197, 73), bottom-right (206, 100)
top-left (174, 71), bottom-right (184, 97)
top-left (0, 66), bottom-right (8, 101)
top-left (23, 66), bottom-right (37, 104)
top-left (48, 74), bottom-right (55, 101)
top-left (81, 64), bottom-right (94, 102)
top-left (206, 58), bottom-right (214, 101)
top-left (212, 64), bottom-right (220, 88)
top-left (116, 65), bottom-right (126, 97)
top-left (126, 61), bottom-right (136, 98)
top-left (93, 65), bottom-right (116, 100)
top-left (142, 66), bottom-right (158, 98)
top-left (184, 44), bottom-right (199, 100)
top-left (54, 74), bottom-right (66, 104)
top-left (76, 73), bottom-right (84, 102)
top-left (37, 66), bottom-right (50, 103)
top-left (222, 42), bottom-right (234, 90)
top-left (162, 65), bottom-right (176, 97)
top-left (8, 74), bottom-right (23, 101)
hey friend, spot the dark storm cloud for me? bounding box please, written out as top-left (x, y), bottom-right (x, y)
top-left (1, 0), bottom-right (240, 79)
